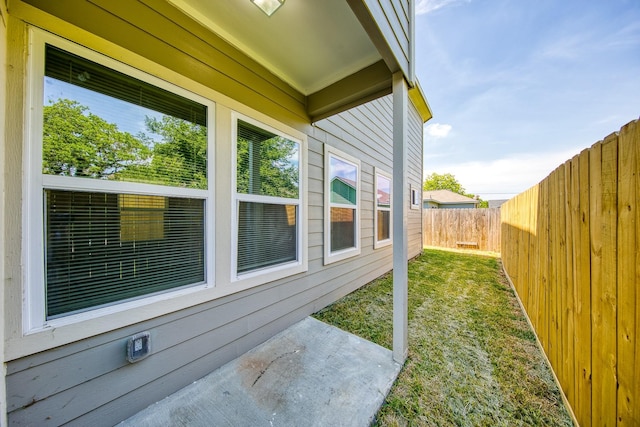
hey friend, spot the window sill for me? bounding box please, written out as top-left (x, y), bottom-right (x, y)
top-left (374, 239), bottom-right (392, 249)
top-left (323, 247), bottom-right (361, 265)
top-left (231, 260), bottom-right (308, 289)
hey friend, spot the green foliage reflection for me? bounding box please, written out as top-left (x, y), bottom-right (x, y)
top-left (42, 99), bottom-right (207, 189)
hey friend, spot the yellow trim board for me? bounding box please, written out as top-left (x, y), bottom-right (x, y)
top-left (409, 80), bottom-right (432, 123)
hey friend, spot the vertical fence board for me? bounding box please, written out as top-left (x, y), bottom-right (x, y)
top-left (558, 164), bottom-right (569, 394)
top-left (449, 209), bottom-right (456, 248)
top-left (590, 134), bottom-right (618, 427)
top-left (549, 168), bottom-right (560, 373)
top-left (539, 178), bottom-right (550, 354)
top-left (520, 193), bottom-right (528, 305)
top-left (529, 187), bottom-right (540, 332)
top-left (617, 120), bottom-right (639, 426)
top-left (601, 134), bottom-right (619, 427)
top-left (563, 160), bottom-right (575, 405)
top-left (574, 149), bottom-right (593, 426)
top-left (635, 120), bottom-right (640, 427)
top-left (578, 148), bottom-right (593, 426)
top-left (522, 187), bottom-right (539, 327)
top-left (568, 153), bottom-right (582, 422)
top-left (589, 140), bottom-right (606, 426)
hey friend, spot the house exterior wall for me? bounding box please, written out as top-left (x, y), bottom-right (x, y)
top-left (354, 0), bottom-right (413, 80)
top-left (407, 100), bottom-right (423, 257)
top-left (423, 201), bottom-right (478, 209)
top-left (445, 203), bottom-right (477, 209)
top-left (425, 200), bottom-right (439, 209)
top-left (2, 4), bottom-right (424, 426)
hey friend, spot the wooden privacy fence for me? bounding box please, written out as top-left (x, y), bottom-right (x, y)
top-left (501, 118), bottom-right (640, 427)
top-left (422, 208), bottom-right (501, 252)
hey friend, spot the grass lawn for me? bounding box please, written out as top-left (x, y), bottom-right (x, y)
top-left (313, 248), bottom-right (573, 427)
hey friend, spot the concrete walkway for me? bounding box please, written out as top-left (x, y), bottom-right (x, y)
top-left (120, 317), bottom-right (402, 426)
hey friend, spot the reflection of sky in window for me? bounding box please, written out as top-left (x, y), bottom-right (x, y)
top-left (330, 156), bottom-right (356, 181)
top-left (44, 78), bottom-right (163, 138)
top-left (286, 141), bottom-right (299, 169)
top-left (282, 141), bottom-right (299, 191)
top-left (377, 175), bottom-right (391, 194)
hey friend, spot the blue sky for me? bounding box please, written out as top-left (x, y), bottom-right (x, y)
top-left (415, 0), bottom-right (640, 200)
top-left (45, 78), bottom-right (163, 138)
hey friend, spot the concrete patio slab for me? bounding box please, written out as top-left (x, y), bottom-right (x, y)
top-left (119, 317), bottom-right (402, 426)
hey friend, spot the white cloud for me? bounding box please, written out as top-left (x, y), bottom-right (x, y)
top-left (424, 147), bottom-right (583, 200)
top-left (425, 123), bottom-right (452, 138)
top-left (416, 0), bottom-right (468, 15)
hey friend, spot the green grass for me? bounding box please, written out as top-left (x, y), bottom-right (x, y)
top-left (313, 248), bottom-right (573, 427)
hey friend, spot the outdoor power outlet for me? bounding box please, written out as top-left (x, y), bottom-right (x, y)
top-left (126, 331), bottom-right (151, 363)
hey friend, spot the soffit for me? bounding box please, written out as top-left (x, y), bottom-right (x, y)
top-left (169, 0), bottom-right (383, 96)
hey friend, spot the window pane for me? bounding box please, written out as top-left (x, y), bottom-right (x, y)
top-left (330, 207), bottom-right (355, 252)
top-left (237, 202), bottom-right (297, 273)
top-left (45, 189), bottom-right (205, 318)
top-left (377, 210), bottom-right (390, 241)
top-left (43, 45), bottom-right (207, 189)
top-left (329, 157), bottom-right (357, 205)
top-left (119, 194), bottom-right (167, 242)
top-left (236, 120), bottom-right (299, 198)
top-left (376, 175), bottom-right (391, 208)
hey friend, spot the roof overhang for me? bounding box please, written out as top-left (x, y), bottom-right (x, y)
top-left (12, 0), bottom-right (431, 123)
top-left (169, 0), bottom-right (382, 97)
top-left (168, 0), bottom-right (430, 122)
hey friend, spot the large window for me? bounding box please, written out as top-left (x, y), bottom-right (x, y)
top-left (324, 145), bottom-right (361, 264)
top-left (374, 169), bottom-right (392, 248)
top-left (26, 33), bottom-right (213, 325)
top-left (233, 116), bottom-right (304, 280)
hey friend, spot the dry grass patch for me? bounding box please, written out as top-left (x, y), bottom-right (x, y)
top-left (313, 249), bottom-right (573, 426)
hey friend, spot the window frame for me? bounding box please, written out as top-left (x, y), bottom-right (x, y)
top-left (23, 29), bottom-right (216, 333)
top-left (323, 145), bottom-right (361, 265)
top-left (374, 168), bottom-right (392, 249)
top-left (410, 184), bottom-right (421, 210)
top-left (230, 112), bottom-right (307, 286)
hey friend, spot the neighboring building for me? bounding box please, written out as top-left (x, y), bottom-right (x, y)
top-left (423, 190), bottom-right (479, 209)
top-left (488, 199), bottom-right (509, 209)
top-left (0, 0), bottom-right (432, 425)
top-left (331, 177), bottom-right (357, 205)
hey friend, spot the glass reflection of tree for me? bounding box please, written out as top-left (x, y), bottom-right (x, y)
top-left (42, 99), bottom-right (207, 189)
top-left (236, 127), bottom-right (299, 199)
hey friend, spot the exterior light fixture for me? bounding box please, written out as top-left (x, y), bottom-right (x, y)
top-left (251, 0), bottom-right (284, 17)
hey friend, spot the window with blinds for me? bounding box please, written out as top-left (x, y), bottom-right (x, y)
top-left (235, 119), bottom-right (301, 275)
top-left (45, 190), bottom-right (204, 317)
top-left (374, 170), bottom-right (392, 248)
top-left (40, 43), bottom-right (209, 318)
top-left (324, 146), bottom-right (361, 264)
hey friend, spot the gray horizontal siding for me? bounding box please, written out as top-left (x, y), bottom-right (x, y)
top-left (364, 0), bottom-right (411, 77)
top-left (7, 94), bottom-right (423, 427)
top-left (408, 101), bottom-right (424, 258)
